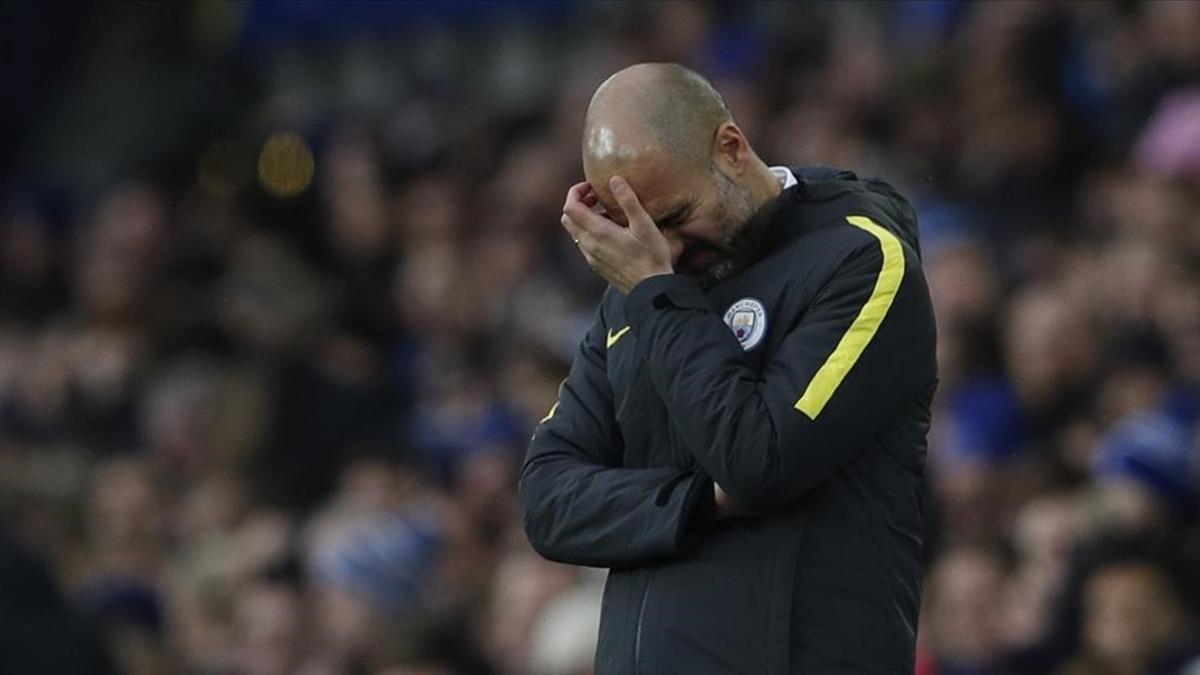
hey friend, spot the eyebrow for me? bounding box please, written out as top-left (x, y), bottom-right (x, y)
top-left (655, 204), bottom-right (692, 230)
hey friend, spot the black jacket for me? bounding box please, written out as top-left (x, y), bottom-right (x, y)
top-left (520, 167), bottom-right (937, 674)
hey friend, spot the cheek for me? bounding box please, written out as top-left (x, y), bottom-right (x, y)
top-left (678, 218), bottom-right (726, 244)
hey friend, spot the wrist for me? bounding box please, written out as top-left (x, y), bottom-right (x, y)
top-left (627, 269), bottom-right (675, 295)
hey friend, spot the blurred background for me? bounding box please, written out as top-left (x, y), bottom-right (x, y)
top-left (1, 1), bottom-right (1199, 674)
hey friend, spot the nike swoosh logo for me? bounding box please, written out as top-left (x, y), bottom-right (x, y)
top-left (606, 325), bottom-right (632, 349)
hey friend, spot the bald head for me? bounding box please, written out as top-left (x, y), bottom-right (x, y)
top-left (583, 63), bottom-right (733, 178)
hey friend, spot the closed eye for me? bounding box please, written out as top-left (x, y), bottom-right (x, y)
top-left (656, 205), bottom-right (692, 231)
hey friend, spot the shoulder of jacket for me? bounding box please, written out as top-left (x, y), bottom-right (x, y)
top-left (771, 213), bottom-right (923, 309)
top-left (792, 170), bottom-right (921, 253)
top-left (779, 203), bottom-right (887, 262)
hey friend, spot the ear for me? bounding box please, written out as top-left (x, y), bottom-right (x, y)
top-left (711, 122), bottom-right (751, 177)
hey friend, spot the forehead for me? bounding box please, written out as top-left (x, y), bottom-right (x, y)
top-left (585, 157), bottom-right (705, 222)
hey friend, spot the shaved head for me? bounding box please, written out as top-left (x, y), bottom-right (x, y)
top-left (583, 63), bottom-right (733, 177)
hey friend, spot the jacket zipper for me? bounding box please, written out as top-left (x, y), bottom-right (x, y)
top-left (633, 577), bottom-right (651, 675)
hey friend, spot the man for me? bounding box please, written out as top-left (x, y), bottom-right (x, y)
top-left (520, 63), bottom-right (937, 674)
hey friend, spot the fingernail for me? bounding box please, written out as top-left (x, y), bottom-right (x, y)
top-left (610, 176), bottom-right (625, 190)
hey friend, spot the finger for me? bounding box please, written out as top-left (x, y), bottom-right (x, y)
top-left (562, 214), bottom-right (614, 260)
top-left (563, 213), bottom-right (614, 263)
top-left (609, 175), bottom-right (655, 237)
top-left (563, 181), bottom-right (590, 212)
top-left (579, 183), bottom-right (600, 208)
top-left (564, 201), bottom-right (619, 239)
top-left (572, 183), bottom-right (608, 214)
top-left (564, 181), bottom-right (595, 212)
top-left (564, 183), bottom-right (601, 229)
top-left (573, 231), bottom-right (604, 270)
top-left (579, 246), bottom-right (599, 268)
top-left (560, 213), bottom-right (586, 242)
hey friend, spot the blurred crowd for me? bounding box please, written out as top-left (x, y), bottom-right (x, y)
top-left (2, 2), bottom-right (1200, 674)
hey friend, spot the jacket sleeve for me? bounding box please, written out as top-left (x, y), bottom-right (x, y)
top-left (519, 300), bottom-right (714, 568)
top-left (624, 216), bottom-right (936, 513)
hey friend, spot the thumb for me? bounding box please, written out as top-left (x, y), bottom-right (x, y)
top-left (610, 176), bottom-right (656, 239)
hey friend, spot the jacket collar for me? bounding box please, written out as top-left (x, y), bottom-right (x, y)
top-left (769, 165), bottom-right (798, 190)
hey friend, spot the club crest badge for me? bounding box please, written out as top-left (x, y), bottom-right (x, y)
top-left (723, 298), bottom-right (767, 351)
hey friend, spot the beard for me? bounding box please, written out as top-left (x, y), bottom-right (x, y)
top-left (685, 171), bottom-right (773, 289)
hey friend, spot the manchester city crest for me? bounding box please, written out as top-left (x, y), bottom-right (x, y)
top-left (723, 298), bottom-right (767, 351)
